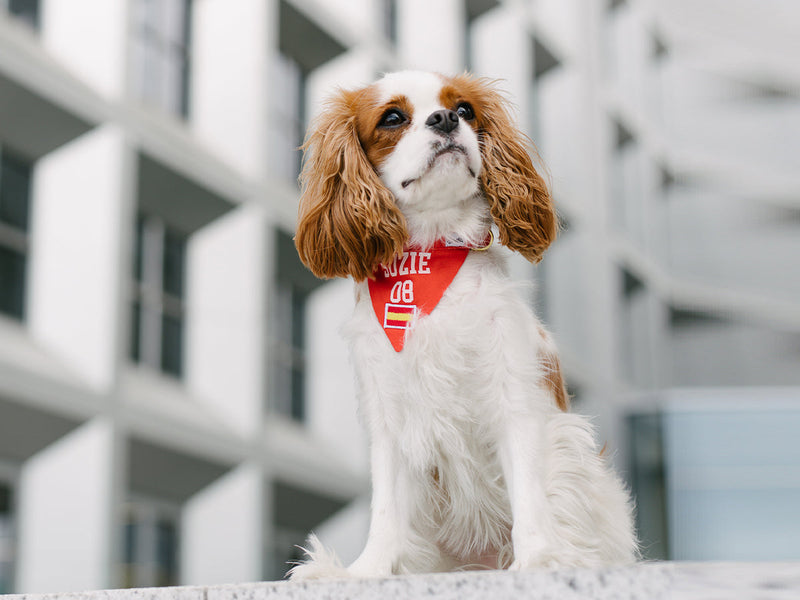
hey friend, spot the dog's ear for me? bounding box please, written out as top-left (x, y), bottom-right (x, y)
top-left (464, 78), bottom-right (557, 263)
top-left (295, 88), bottom-right (407, 281)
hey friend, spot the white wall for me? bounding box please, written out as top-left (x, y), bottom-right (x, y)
top-left (28, 125), bottom-right (130, 391)
top-left (41, 0), bottom-right (128, 97)
top-left (306, 279), bottom-right (367, 474)
top-left (17, 419), bottom-right (116, 593)
top-left (181, 463), bottom-right (263, 585)
top-left (186, 205), bottom-right (267, 437)
top-left (397, 0), bottom-right (464, 73)
top-left (191, 0), bottom-right (273, 176)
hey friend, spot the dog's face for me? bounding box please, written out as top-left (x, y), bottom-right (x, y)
top-left (296, 71), bottom-right (557, 281)
top-left (358, 71), bottom-right (483, 210)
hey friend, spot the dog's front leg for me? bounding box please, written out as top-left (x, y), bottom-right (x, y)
top-left (348, 432), bottom-right (416, 576)
top-left (498, 411), bottom-right (559, 569)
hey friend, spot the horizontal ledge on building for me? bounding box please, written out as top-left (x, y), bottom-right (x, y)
top-left (7, 562), bottom-right (800, 600)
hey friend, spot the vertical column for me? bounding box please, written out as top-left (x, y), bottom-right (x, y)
top-left (191, 0), bottom-right (274, 177)
top-left (397, 0), bottom-right (465, 73)
top-left (185, 205), bottom-right (267, 436)
top-left (181, 463), bottom-right (264, 585)
top-left (41, 0), bottom-right (128, 98)
top-left (16, 418), bottom-right (117, 593)
top-left (471, 5), bottom-right (536, 290)
top-left (28, 125), bottom-right (131, 391)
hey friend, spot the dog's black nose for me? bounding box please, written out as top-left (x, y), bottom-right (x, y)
top-left (426, 109), bottom-right (459, 134)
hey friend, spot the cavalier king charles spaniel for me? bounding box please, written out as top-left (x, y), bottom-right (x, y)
top-left (290, 71), bottom-right (637, 578)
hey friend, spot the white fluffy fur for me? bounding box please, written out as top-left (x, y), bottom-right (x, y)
top-left (289, 72), bottom-right (637, 580)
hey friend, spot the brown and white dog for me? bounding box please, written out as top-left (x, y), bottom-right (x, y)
top-left (291, 71), bottom-right (636, 578)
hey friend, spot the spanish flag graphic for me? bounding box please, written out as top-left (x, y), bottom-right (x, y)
top-left (384, 303), bottom-right (418, 329)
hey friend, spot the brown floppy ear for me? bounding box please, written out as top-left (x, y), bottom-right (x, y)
top-left (470, 79), bottom-right (557, 262)
top-left (295, 88), bottom-right (407, 281)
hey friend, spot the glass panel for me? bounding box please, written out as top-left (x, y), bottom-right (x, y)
top-left (0, 483), bottom-right (13, 594)
top-left (130, 301), bottom-right (142, 363)
top-left (8, 0), bottom-right (39, 29)
top-left (133, 0), bottom-right (159, 30)
top-left (0, 153), bottom-right (32, 231)
top-left (291, 288), bottom-right (306, 350)
top-left (132, 0), bottom-right (190, 117)
top-left (155, 519), bottom-right (178, 587)
top-left (269, 53), bottom-right (303, 181)
top-left (121, 512), bottom-right (138, 589)
top-left (160, 314), bottom-right (183, 377)
top-left (162, 0), bottom-right (188, 46)
top-left (162, 228), bottom-right (185, 298)
top-left (133, 217), bottom-right (145, 281)
top-left (272, 360), bottom-right (292, 418)
top-left (291, 366), bottom-right (305, 422)
top-left (0, 246), bottom-right (26, 320)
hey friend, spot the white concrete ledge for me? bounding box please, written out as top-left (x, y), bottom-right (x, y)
top-left (5, 563), bottom-right (800, 600)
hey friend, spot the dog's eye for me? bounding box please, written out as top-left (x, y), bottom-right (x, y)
top-left (456, 102), bottom-right (475, 121)
top-left (378, 108), bottom-right (407, 128)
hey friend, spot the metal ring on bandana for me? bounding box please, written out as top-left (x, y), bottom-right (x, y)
top-left (473, 230), bottom-right (494, 251)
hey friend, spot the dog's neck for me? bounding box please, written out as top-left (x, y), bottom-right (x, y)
top-left (402, 191), bottom-right (492, 250)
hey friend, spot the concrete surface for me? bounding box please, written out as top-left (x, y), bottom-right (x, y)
top-left (4, 562), bottom-right (800, 600)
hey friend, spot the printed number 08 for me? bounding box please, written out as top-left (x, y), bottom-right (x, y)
top-left (390, 280), bottom-right (414, 303)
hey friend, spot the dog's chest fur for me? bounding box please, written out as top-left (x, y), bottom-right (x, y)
top-left (348, 249), bottom-right (551, 559)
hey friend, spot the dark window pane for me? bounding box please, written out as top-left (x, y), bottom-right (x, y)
top-left (133, 217), bottom-right (145, 281)
top-left (123, 517), bottom-right (137, 565)
top-left (8, 0), bottom-right (39, 29)
top-left (155, 519), bottom-right (178, 586)
top-left (0, 483), bottom-right (13, 595)
top-left (130, 302), bottom-right (142, 363)
top-left (161, 314), bottom-right (183, 377)
top-left (291, 288), bottom-right (306, 350)
top-left (121, 513), bottom-right (138, 589)
top-left (0, 484), bottom-right (10, 516)
top-left (162, 228), bottom-right (185, 298)
top-left (0, 246), bottom-right (26, 319)
top-left (0, 153), bottom-right (32, 231)
top-left (291, 366), bottom-right (305, 422)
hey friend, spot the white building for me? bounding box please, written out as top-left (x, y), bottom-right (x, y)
top-left (0, 0), bottom-right (798, 593)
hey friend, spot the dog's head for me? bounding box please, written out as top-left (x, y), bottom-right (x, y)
top-left (295, 71), bottom-right (557, 281)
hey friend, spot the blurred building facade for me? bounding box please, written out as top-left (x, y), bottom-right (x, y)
top-left (0, 0), bottom-right (799, 593)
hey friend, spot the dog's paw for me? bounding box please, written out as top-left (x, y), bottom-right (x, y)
top-left (345, 554), bottom-right (395, 578)
top-left (288, 534), bottom-right (349, 580)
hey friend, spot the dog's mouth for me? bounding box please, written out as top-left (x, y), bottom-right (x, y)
top-left (401, 143), bottom-right (475, 189)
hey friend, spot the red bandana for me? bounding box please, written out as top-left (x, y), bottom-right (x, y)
top-left (368, 236), bottom-right (491, 352)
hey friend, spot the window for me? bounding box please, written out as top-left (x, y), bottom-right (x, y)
top-left (5, 0), bottom-right (39, 29)
top-left (271, 230), bottom-right (322, 423)
top-left (529, 36), bottom-right (561, 142)
top-left (0, 468), bottom-right (16, 594)
top-left (272, 0), bottom-right (346, 182)
top-left (464, 0), bottom-right (499, 70)
top-left (270, 51), bottom-right (306, 182)
top-left (132, 0), bottom-right (192, 118)
top-left (130, 214), bottom-right (187, 378)
top-left (121, 499), bottom-right (180, 588)
top-left (627, 412), bottom-right (668, 560)
top-left (0, 149), bottom-right (32, 321)
top-left (382, 0), bottom-right (397, 45)
top-left (272, 279), bottom-right (308, 422)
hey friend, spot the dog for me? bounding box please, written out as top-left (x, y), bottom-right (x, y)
top-left (290, 71), bottom-right (637, 578)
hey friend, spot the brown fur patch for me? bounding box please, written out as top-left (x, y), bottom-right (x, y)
top-left (539, 349), bottom-right (569, 411)
top-left (444, 74), bottom-right (557, 263)
top-left (295, 87), bottom-right (408, 281)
